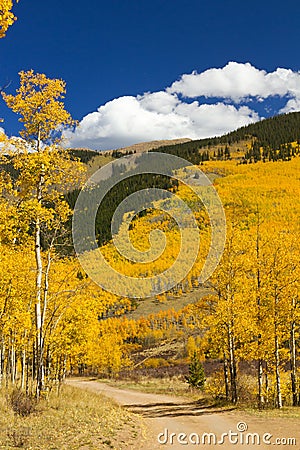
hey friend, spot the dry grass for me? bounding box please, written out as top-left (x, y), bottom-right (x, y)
top-left (102, 375), bottom-right (204, 401)
top-left (0, 384), bottom-right (144, 449)
top-left (244, 405), bottom-right (300, 419)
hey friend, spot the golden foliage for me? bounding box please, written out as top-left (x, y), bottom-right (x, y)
top-left (2, 70), bottom-right (75, 145)
top-left (0, 0), bottom-right (18, 38)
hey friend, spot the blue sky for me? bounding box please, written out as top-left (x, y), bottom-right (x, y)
top-left (1, 0), bottom-right (300, 150)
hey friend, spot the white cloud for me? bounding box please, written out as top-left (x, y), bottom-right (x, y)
top-left (280, 97), bottom-right (300, 113)
top-left (0, 127), bottom-right (36, 153)
top-left (64, 62), bottom-right (300, 150)
top-left (64, 95), bottom-right (195, 149)
top-left (64, 95), bottom-right (259, 150)
top-left (168, 62), bottom-right (300, 102)
top-left (137, 91), bottom-right (180, 113)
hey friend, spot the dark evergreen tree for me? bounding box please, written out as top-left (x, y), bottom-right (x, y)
top-left (224, 145), bottom-right (231, 160)
top-left (186, 351), bottom-right (206, 389)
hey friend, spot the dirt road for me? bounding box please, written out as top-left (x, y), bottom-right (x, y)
top-left (67, 379), bottom-right (299, 450)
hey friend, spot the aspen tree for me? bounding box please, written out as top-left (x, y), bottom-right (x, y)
top-left (2, 70), bottom-right (85, 396)
top-left (208, 222), bottom-right (254, 404)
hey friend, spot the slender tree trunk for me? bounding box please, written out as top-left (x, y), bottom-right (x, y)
top-left (40, 249), bottom-right (52, 384)
top-left (274, 289), bottom-right (282, 409)
top-left (223, 351), bottom-right (230, 401)
top-left (274, 333), bottom-right (282, 408)
top-left (62, 355), bottom-right (67, 381)
top-left (26, 354), bottom-right (30, 396)
top-left (35, 212), bottom-right (44, 397)
top-left (32, 340), bottom-right (36, 385)
top-left (5, 346), bottom-right (9, 388)
top-left (21, 330), bottom-right (28, 391)
top-left (10, 339), bottom-right (15, 384)
top-left (0, 339), bottom-right (4, 387)
top-left (33, 129), bottom-right (45, 398)
top-left (34, 134), bottom-right (46, 397)
top-left (228, 325), bottom-right (237, 403)
top-left (258, 358), bottom-right (264, 409)
top-left (21, 348), bottom-right (26, 390)
top-left (290, 318), bottom-right (298, 406)
top-left (45, 346), bottom-right (52, 379)
top-left (265, 362), bottom-right (269, 406)
top-left (255, 212), bottom-right (265, 409)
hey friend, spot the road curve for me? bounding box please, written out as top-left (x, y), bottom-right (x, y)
top-left (66, 379), bottom-right (299, 450)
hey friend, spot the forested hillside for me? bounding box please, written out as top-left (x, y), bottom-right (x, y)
top-left (153, 111), bottom-right (300, 163)
top-left (93, 157), bottom-right (300, 410)
top-left (63, 111), bottom-right (300, 248)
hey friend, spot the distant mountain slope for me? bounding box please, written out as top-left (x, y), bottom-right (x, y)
top-left (105, 138), bottom-right (191, 156)
top-left (219, 111), bottom-right (300, 148)
top-left (69, 112), bottom-right (300, 165)
top-left (68, 139), bottom-right (193, 174)
top-left (68, 148), bottom-right (99, 163)
top-left (153, 112), bottom-right (300, 161)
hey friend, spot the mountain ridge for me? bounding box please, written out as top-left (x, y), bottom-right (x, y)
top-left (69, 111), bottom-right (300, 165)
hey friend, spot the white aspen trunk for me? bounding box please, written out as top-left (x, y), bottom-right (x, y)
top-left (35, 214), bottom-right (44, 397)
top-left (32, 340), bottom-right (35, 384)
top-left (14, 349), bottom-right (17, 385)
top-left (228, 324), bottom-right (237, 403)
top-left (26, 346), bottom-right (30, 396)
top-left (20, 330), bottom-right (28, 391)
top-left (10, 339), bottom-right (15, 384)
top-left (274, 289), bottom-right (282, 409)
top-left (42, 250), bottom-right (51, 330)
top-left (0, 349), bottom-right (2, 388)
top-left (45, 346), bottom-right (51, 379)
top-left (290, 318), bottom-right (298, 406)
top-left (274, 333), bottom-right (282, 408)
top-left (21, 348), bottom-right (26, 390)
top-left (1, 342), bottom-right (5, 387)
top-left (256, 212), bottom-right (264, 409)
top-left (223, 350), bottom-right (230, 401)
top-left (258, 359), bottom-right (264, 409)
top-left (62, 355), bottom-right (67, 380)
top-left (0, 339), bottom-right (3, 387)
top-left (35, 127), bottom-right (45, 397)
top-left (227, 274), bottom-right (237, 404)
top-left (265, 362), bottom-right (269, 406)
top-left (5, 346), bottom-right (9, 389)
top-left (41, 249), bottom-right (52, 381)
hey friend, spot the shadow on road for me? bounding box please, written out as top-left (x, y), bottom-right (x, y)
top-left (124, 399), bottom-right (236, 418)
